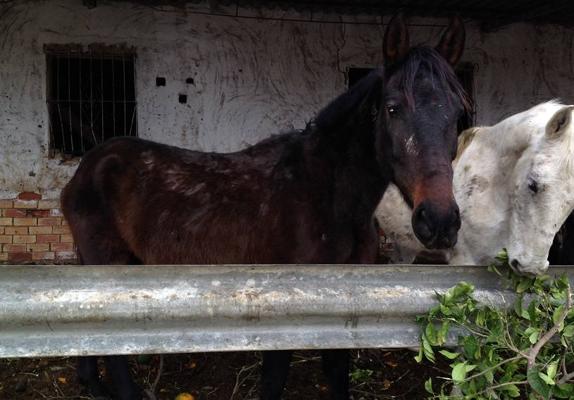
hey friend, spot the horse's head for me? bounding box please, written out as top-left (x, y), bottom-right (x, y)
top-left (378, 15), bottom-right (467, 250)
top-left (506, 104), bottom-right (574, 275)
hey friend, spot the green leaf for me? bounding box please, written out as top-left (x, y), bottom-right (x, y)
top-left (500, 383), bottom-right (521, 397)
top-left (529, 329), bottom-right (540, 344)
top-left (437, 321), bottom-right (450, 345)
top-left (539, 372), bottom-right (555, 386)
top-left (528, 367), bottom-right (552, 399)
top-left (452, 362), bottom-right (468, 383)
top-left (424, 378), bottom-right (433, 394)
top-left (547, 361), bottom-right (558, 380)
top-left (422, 335), bottom-right (435, 363)
top-left (463, 335), bottom-right (479, 359)
top-left (554, 383), bottom-right (574, 398)
top-left (439, 350), bottom-right (460, 360)
top-left (414, 345), bottom-right (423, 363)
top-left (553, 305), bottom-right (565, 330)
top-left (485, 369), bottom-right (494, 384)
top-left (425, 323), bottom-right (437, 345)
top-left (495, 248), bottom-right (508, 263)
top-left (562, 324), bottom-right (574, 337)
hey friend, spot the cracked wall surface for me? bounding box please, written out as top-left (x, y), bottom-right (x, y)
top-left (0, 0), bottom-right (573, 198)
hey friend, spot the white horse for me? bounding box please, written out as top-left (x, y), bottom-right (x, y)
top-left (377, 101), bottom-right (574, 275)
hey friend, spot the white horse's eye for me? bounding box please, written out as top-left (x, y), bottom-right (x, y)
top-left (528, 179), bottom-right (539, 194)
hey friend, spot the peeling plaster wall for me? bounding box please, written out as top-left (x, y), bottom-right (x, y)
top-left (1, 0), bottom-right (573, 198)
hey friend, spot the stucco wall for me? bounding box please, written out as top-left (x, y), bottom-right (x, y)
top-left (1, 0), bottom-right (573, 198)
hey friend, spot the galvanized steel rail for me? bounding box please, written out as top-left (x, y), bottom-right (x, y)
top-left (1, 264), bottom-right (573, 358)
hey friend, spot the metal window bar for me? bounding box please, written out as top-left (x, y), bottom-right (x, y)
top-left (1, 264), bottom-right (573, 358)
top-left (46, 50), bottom-right (137, 156)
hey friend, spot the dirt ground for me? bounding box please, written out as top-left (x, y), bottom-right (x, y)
top-left (0, 349), bottom-right (449, 400)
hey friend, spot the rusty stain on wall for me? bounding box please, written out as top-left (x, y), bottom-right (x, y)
top-left (0, 0), bottom-right (573, 198)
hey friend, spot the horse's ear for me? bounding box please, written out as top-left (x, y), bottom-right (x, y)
top-left (435, 16), bottom-right (465, 66)
top-left (383, 13), bottom-right (410, 65)
top-left (546, 106), bottom-right (574, 138)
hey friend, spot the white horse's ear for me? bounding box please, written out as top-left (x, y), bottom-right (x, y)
top-left (546, 106), bottom-right (574, 138)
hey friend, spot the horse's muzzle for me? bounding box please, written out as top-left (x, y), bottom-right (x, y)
top-left (411, 200), bottom-right (461, 250)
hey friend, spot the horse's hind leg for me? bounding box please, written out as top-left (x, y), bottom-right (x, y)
top-left (321, 349), bottom-right (350, 400)
top-left (261, 350), bottom-right (293, 400)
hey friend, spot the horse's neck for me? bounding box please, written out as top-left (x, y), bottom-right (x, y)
top-left (310, 75), bottom-right (388, 225)
top-left (310, 121), bottom-right (387, 226)
top-left (452, 125), bottom-right (530, 264)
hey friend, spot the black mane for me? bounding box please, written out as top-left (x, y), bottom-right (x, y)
top-left (389, 46), bottom-right (471, 112)
top-left (312, 68), bottom-right (384, 133)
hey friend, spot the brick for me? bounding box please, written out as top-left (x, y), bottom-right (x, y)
top-left (13, 235), bottom-right (36, 244)
top-left (29, 226), bottom-right (52, 235)
top-left (55, 251), bottom-right (76, 260)
top-left (3, 244), bottom-right (26, 253)
top-left (38, 217), bottom-right (60, 226)
top-left (0, 227), bottom-right (4, 234)
top-left (0, 218), bottom-right (13, 226)
top-left (0, 253), bottom-right (8, 261)
top-left (13, 200), bottom-right (38, 209)
top-left (27, 243), bottom-right (50, 252)
top-left (13, 218), bottom-right (36, 226)
top-left (31, 209), bottom-right (50, 217)
top-left (38, 200), bottom-right (59, 209)
top-left (0, 235), bottom-right (12, 244)
top-left (18, 192), bottom-right (42, 201)
top-left (51, 242), bottom-right (73, 252)
top-left (8, 252), bottom-right (32, 262)
top-left (4, 209), bottom-right (26, 218)
top-left (60, 234), bottom-right (73, 243)
top-left (37, 234), bottom-right (59, 244)
top-left (52, 225), bottom-right (71, 234)
top-left (5, 227), bottom-right (28, 235)
top-left (0, 200), bottom-right (13, 208)
top-left (32, 252), bottom-right (55, 261)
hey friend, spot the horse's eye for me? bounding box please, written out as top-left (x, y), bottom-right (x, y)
top-left (528, 179), bottom-right (539, 194)
top-left (386, 105), bottom-right (398, 116)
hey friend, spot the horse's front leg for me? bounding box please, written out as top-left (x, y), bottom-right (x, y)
top-left (104, 355), bottom-right (142, 400)
top-left (321, 349), bottom-right (350, 400)
top-left (78, 356), bottom-right (111, 399)
top-left (260, 350), bottom-right (293, 400)
top-left (318, 221), bottom-right (377, 400)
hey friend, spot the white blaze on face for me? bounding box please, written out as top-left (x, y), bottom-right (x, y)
top-left (405, 135), bottom-right (418, 156)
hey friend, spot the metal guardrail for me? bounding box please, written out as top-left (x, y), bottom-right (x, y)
top-left (1, 264), bottom-right (573, 358)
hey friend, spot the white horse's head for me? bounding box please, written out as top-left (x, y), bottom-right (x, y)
top-left (504, 103), bottom-right (574, 274)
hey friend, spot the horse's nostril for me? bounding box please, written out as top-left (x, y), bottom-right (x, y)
top-left (412, 205), bottom-right (435, 246)
top-left (510, 259), bottom-right (521, 271)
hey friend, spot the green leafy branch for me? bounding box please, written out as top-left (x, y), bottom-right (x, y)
top-left (417, 250), bottom-right (574, 399)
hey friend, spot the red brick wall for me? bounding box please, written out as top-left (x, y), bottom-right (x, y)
top-left (0, 192), bottom-right (76, 263)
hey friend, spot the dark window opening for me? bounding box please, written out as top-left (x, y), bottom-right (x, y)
top-left (346, 64), bottom-right (476, 134)
top-left (347, 67), bottom-right (374, 88)
top-left (46, 45), bottom-right (137, 157)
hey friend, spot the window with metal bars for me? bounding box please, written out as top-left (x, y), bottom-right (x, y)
top-left (45, 45), bottom-right (137, 157)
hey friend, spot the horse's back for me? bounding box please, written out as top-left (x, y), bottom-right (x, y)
top-left (61, 135), bottom-right (334, 265)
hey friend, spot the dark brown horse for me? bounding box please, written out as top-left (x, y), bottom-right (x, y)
top-left (61, 15), bottom-right (467, 400)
